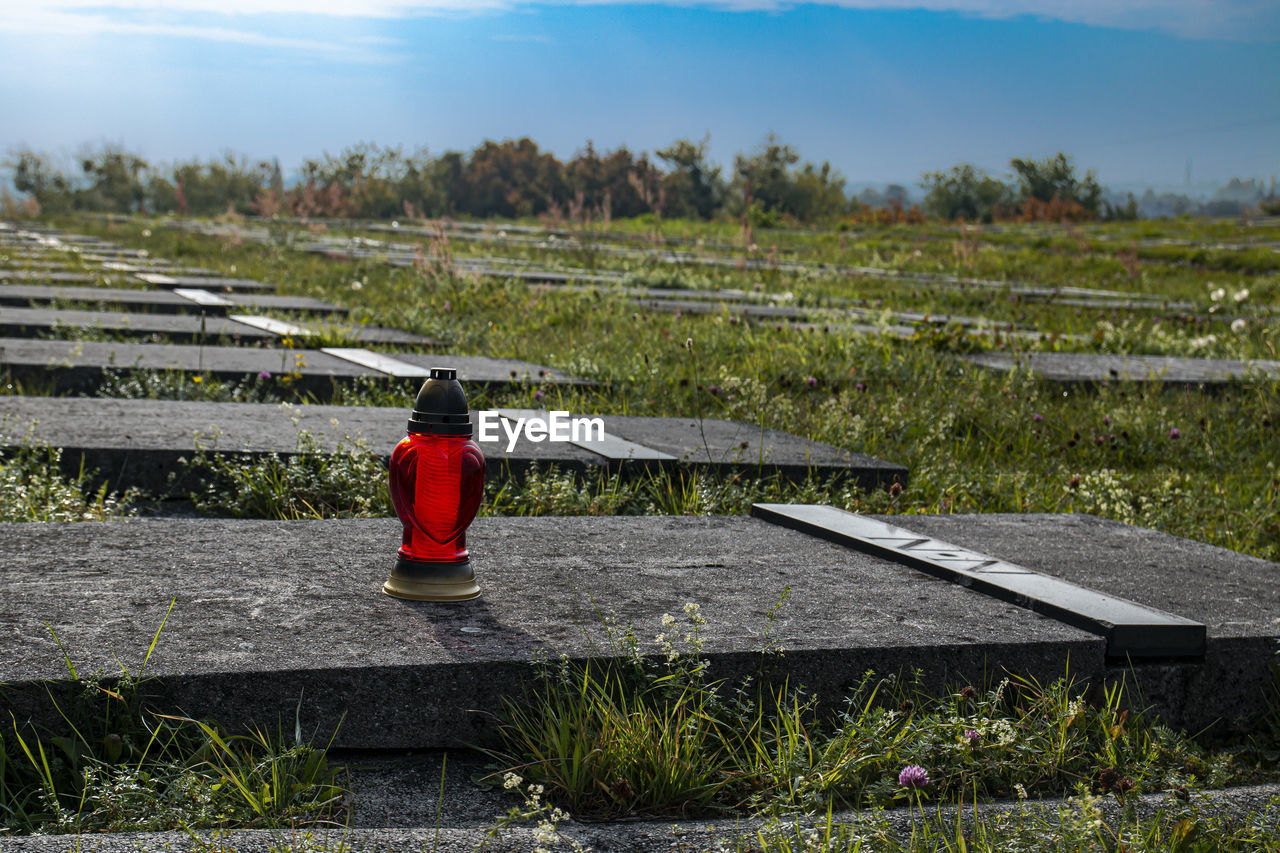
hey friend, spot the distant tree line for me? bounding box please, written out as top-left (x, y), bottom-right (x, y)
top-left (5, 137), bottom-right (1272, 224)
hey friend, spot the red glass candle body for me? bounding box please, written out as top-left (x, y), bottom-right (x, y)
top-left (389, 432), bottom-right (485, 564)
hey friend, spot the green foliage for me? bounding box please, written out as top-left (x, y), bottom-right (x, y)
top-left (485, 608), bottom-right (1269, 821)
top-left (184, 427), bottom-right (390, 519)
top-left (1010, 152), bottom-right (1103, 216)
top-left (0, 608), bottom-right (346, 835)
top-left (657, 135), bottom-right (724, 220)
top-left (0, 434), bottom-right (137, 522)
top-left (732, 134), bottom-right (851, 223)
top-left (919, 164), bottom-right (1014, 222)
top-left (6, 148), bottom-right (75, 213)
top-left (746, 796), bottom-right (1280, 852)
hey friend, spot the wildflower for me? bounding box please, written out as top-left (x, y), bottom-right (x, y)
top-left (855, 382), bottom-right (866, 391)
top-left (1032, 413), bottom-right (1043, 422)
top-left (1210, 287), bottom-right (1225, 302)
top-left (1233, 288), bottom-right (1249, 303)
top-left (257, 370), bottom-right (271, 380)
top-left (350, 280), bottom-right (363, 291)
top-left (1231, 318), bottom-right (1247, 334)
top-left (805, 376), bottom-right (818, 387)
top-left (707, 385), bottom-right (720, 395)
top-left (533, 389), bottom-right (544, 400)
top-left (191, 376), bottom-right (203, 384)
top-left (142, 229), bottom-right (151, 237)
top-left (442, 301), bottom-right (452, 312)
top-left (1102, 415), bottom-right (1111, 426)
top-left (1169, 427), bottom-right (1181, 439)
top-left (898, 765), bottom-right (929, 788)
top-left (683, 602), bottom-right (699, 615)
top-left (503, 772), bottom-right (523, 790)
top-left (964, 729), bottom-right (980, 745)
top-left (661, 613), bottom-right (677, 628)
top-left (1014, 782), bottom-right (1028, 800)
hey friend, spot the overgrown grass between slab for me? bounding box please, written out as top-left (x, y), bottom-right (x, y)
top-left (0, 606), bottom-right (347, 836)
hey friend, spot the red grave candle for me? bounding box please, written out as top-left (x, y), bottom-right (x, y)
top-left (384, 367), bottom-right (485, 601)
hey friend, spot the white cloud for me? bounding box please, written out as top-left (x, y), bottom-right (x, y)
top-left (6, 0), bottom-right (1276, 44)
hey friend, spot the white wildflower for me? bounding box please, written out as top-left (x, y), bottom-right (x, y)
top-left (1231, 318), bottom-right (1247, 334)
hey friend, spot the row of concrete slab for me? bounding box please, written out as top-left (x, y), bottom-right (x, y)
top-left (2, 508), bottom-right (1275, 752)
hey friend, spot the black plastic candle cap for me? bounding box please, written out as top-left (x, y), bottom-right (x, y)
top-left (407, 366), bottom-right (473, 436)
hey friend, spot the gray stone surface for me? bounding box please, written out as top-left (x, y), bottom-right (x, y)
top-left (0, 516), bottom-right (1098, 748)
top-left (0, 398), bottom-right (907, 493)
top-left (964, 351), bottom-right (1280, 385)
top-left (136, 273), bottom-right (274, 291)
top-left (0, 338), bottom-right (571, 396)
top-left (870, 513), bottom-right (1280, 734)
top-left (606, 415), bottom-right (906, 486)
top-left (0, 305), bottom-right (283, 342)
top-left (752, 504), bottom-right (1206, 658)
top-left (0, 282), bottom-right (345, 315)
top-left (0, 269), bottom-right (99, 283)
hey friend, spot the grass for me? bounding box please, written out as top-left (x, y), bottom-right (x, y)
top-left (3, 211), bottom-right (1279, 846)
top-left (6, 212), bottom-right (1279, 561)
top-left (0, 606), bottom-right (347, 835)
top-left (0, 430), bottom-right (138, 522)
top-left (481, 607), bottom-right (1277, 824)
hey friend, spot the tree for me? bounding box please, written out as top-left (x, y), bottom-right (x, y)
top-left (1009, 153), bottom-right (1102, 217)
top-left (730, 134), bottom-right (849, 223)
top-left (77, 145), bottom-right (151, 212)
top-left (6, 148), bottom-right (74, 213)
top-left (656, 135), bottom-right (723, 220)
top-left (459, 138), bottom-right (566, 219)
top-left (920, 164), bottom-right (1014, 222)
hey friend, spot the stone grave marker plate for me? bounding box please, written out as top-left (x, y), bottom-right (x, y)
top-left (751, 503), bottom-right (1206, 658)
top-left (963, 352), bottom-right (1280, 385)
top-left (0, 338), bottom-right (577, 396)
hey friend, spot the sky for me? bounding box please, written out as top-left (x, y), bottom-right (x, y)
top-left (0, 1), bottom-right (1277, 192)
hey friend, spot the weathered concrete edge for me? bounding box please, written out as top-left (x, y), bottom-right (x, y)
top-left (2, 640), bottom-right (1102, 751)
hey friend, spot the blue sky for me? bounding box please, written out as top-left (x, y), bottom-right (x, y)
top-left (1, 1), bottom-right (1277, 191)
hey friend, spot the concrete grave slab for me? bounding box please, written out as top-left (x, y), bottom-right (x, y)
top-left (391, 351), bottom-right (584, 385)
top-left (603, 415), bottom-right (907, 485)
top-left (0, 338), bottom-right (575, 397)
top-left (0, 269), bottom-right (99, 283)
top-left (0, 398), bottom-right (906, 493)
top-left (814, 511), bottom-right (1280, 734)
top-left (0, 516), bottom-right (1100, 749)
top-left (0, 306), bottom-right (432, 346)
top-left (0, 282), bottom-right (345, 316)
top-left (0, 305), bottom-right (280, 343)
top-left (751, 504), bottom-right (1205, 658)
top-left (964, 351), bottom-right (1280, 385)
top-left (136, 272), bottom-right (274, 291)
